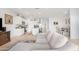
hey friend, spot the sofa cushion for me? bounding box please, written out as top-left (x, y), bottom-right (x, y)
top-left (49, 32), bottom-right (68, 48)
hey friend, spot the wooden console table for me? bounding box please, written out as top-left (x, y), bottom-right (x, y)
top-left (0, 31), bottom-right (10, 46)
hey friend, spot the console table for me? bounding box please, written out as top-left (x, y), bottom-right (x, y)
top-left (0, 31), bottom-right (10, 46)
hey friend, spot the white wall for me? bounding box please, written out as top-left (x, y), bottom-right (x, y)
top-left (0, 9), bottom-right (4, 18)
top-left (70, 8), bottom-right (79, 39)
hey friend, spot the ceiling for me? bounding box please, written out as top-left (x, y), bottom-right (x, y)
top-left (4, 8), bottom-right (70, 19)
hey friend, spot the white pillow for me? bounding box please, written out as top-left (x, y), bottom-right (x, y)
top-left (49, 32), bottom-right (68, 48)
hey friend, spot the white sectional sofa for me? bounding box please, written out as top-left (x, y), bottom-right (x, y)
top-left (9, 32), bottom-right (79, 51)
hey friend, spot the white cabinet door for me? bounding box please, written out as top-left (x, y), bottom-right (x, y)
top-left (12, 28), bottom-right (24, 37)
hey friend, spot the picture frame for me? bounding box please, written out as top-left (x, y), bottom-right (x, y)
top-left (5, 14), bottom-right (13, 24)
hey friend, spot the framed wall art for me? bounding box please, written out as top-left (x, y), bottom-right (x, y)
top-left (5, 14), bottom-right (13, 24)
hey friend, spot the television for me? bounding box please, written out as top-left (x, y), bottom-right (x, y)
top-left (0, 18), bottom-right (2, 30)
